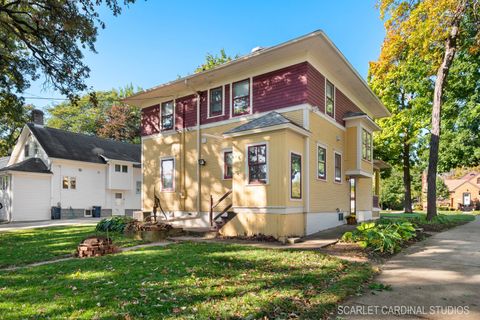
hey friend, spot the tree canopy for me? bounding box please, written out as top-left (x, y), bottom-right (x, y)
top-left (194, 49), bottom-right (238, 73)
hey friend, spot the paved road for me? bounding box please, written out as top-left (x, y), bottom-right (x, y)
top-left (0, 218), bottom-right (102, 231)
top-left (340, 217), bottom-right (480, 320)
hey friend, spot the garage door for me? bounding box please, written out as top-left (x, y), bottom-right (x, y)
top-left (12, 174), bottom-right (51, 221)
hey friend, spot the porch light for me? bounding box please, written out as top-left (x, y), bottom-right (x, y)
top-left (198, 159), bottom-right (206, 166)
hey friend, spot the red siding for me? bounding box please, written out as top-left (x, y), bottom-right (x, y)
top-left (252, 62), bottom-right (308, 113)
top-left (306, 64), bottom-right (325, 113)
top-left (141, 105), bottom-right (159, 136)
top-left (335, 89), bottom-right (362, 126)
top-left (140, 61), bottom-right (364, 135)
top-left (176, 94), bottom-right (197, 128)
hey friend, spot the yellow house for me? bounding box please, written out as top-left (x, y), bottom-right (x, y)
top-left (444, 173), bottom-right (480, 210)
top-left (124, 30), bottom-right (390, 239)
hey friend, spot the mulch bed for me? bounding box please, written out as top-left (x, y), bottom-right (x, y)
top-left (219, 234), bottom-right (279, 243)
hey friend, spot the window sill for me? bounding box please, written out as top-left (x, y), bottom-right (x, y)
top-left (316, 177), bottom-right (328, 182)
top-left (246, 183), bottom-right (269, 187)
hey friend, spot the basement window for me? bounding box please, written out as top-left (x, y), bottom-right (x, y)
top-left (161, 101), bottom-right (174, 131)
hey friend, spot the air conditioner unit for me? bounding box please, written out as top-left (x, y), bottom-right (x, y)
top-left (84, 209), bottom-right (92, 217)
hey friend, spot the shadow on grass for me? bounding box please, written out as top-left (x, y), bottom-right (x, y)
top-left (0, 242), bottom-right (374, 319)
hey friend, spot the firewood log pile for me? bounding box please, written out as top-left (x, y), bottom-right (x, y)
top-left (76, 236), bottom-right (118, 258)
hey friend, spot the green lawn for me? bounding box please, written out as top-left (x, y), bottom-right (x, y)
top-left (0, 225), bottom-right (147, 268)
top-left (0, 242), bottom-right (374, 319)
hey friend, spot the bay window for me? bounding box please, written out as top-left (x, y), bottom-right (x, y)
top-left (247, 144), bottom-right (267, 184)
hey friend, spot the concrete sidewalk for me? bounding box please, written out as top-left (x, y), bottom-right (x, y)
top-left (341, 217), bottom-right (480, 320)
top-left (0, 218), bottom-right (101, 231)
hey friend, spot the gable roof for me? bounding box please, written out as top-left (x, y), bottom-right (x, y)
top-left (0, 158), bottom-right (51, 174)
top-left (26, 123), bottom-right (141, 164)
top-left (123, 30), bottom-right (390, 119)
top-left (223, 111), bottom-right (306, 135)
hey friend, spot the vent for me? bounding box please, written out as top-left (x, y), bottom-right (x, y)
top-left (84, 209), bottom-right (92, 217)
top-left (251, 46), bottom-right (264, 53)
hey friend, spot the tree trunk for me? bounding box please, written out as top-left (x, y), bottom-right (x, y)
top-left (426, 3), bottom-right (465, 220)
top-left (403, 141), bottom-right (413, 213)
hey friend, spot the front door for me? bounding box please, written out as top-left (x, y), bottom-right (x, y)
top-left (112, 192), bottom-right (125, 215)
top-left (463, 193), bottom-right (471, 206)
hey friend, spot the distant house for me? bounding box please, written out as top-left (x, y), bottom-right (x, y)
top-left (422, 171), bottom-right (480, 210)
top-left (0, 110), bottom-right (141, 222)
top-left (124, 30), bottom-right (390, 240)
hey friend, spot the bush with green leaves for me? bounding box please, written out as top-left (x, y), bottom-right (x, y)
top-left (95, 216), bottom-right (135, 233)
top-left (342, 220), bottom-right (416, 254)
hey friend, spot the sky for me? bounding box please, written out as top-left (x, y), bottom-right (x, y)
top-left (26, 0), bottom-right (386, 109)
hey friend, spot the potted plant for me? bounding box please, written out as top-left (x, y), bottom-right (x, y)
top-left (346, 215), bottom-right (357, 225)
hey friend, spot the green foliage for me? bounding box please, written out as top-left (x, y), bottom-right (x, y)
top-left (0, 1), bottom-right (136, 154)
top-left (96, 216), bottom-right (135, 233)
top-left (342, 220), bottom-right (416, 254)
top-left (47, 85), bottom-right (141, 143)
top-left (194, 49), bottom-right (238, 73)
top-left (436, 178), bottom-right (450, 200)
top-left (368, 282), bottom-right (393, 292)
top-left (380, 167), bottom-right (405, 210)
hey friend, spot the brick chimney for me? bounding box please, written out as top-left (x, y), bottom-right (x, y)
top-left (32, 109), bottom-right (44, 126)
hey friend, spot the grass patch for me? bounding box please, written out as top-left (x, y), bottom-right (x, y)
top-left (0, 225), bottom-right (147, 268)
top-left (380, 212), bottom-right (475, 231)
top-left (0, 242), bottom-right (374, 319)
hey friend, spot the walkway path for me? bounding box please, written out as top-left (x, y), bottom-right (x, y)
top-left (0, 218), bottom-right (102, 231)
top-left (341, 217), bottom-right (480, 320)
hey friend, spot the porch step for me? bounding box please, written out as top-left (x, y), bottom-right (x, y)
top-left (182, 227), bottom-right (218, 239)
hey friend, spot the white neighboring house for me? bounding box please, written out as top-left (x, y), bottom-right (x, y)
top-left (0, 110), bottom-right (141, 222)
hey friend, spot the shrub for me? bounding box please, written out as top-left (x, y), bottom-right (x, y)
top-left (342, 221), bottom-right (416, 254)
top-left (96, 216), bottom-right (135, 233)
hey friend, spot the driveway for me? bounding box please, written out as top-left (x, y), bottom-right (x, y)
top-left (0, 218), bottom-right (101, 232)
top-left (340, 217), bottom-right (480, 319)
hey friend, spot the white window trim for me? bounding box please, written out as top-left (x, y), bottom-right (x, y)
top-left (316, 142), bottom-right (328, 182)
top-left (207, 86), bottom-right (225, 119)
top-left (245, 141), bottom-right (269, 186)
top-left (334, 151), bottom-right (343, 184)
top-left (289, 151), bottom-right (302, 201)
top-left (325, 78), bottom-right (336, 120)
top-left (361, 126), bottom-right (373, 163)
top-left (160, 156), bottom-right (175, 192)
top-left (135, 180), bottom-right (142, 195)
top-left (222, 148), bottom-right (233, 180)
top-left (230, 77), bottom-right (253, 118)
top-left (160, 100), bottom-right (176, 132)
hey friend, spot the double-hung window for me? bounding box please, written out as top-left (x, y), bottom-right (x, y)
top-left (209, 87), bottom-right (223, 117)
top-left (161, 101), bottom-right (174, 131)
top-left (24, 144), bottom-right (29, 157)
top-left (62, 176), bottom-right (76, 190)
top-left (232, 79), bottom-right (250, 116)
top-left (223, 151), bottom-right (233, 179)
top-left (317, 146), bottom-right (327, 180)
top-left (334, 153), bottom-right (342, 183)
top-left (290, 153), bottom-right (302, 199)
top-left (362, 129), bottom-right (372, 161)
top-left (326, 80), bottom-right (335, 118)
top-left (161, 158), bottom-right (175, 191)
top-left (247, 144), bottom-right (267, 184)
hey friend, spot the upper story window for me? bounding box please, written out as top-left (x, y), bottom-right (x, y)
top-left (223, 151), bottom-right (233, 179)
top-left (247, 144), bottom-right (267, 184)
top-left (24, 144), bottom-right (30, 157)
top-left (115, 164), bottom-right (121, 172)
top-left (209, 86), bottom-right (223, 117)
top-left (62, 176), bottom-right (76, 190)
top-left (326, 80), bottom-right (335, 118)
top-left (161, 158), bottom-right (175, 191)
top-left (161, 101), bottom-right (174, 130)
top-left (33, 142), bottom-right (39, 156)
top-left (115, 164), bottom-right (128, 173)
top-left (334, 152), bottom-right (342, 183)
top-left (232, 79), bottom-right (250, 116)
top-left (362, 129), bottom-right (372, 161)
top-left (317, 145), bottom-right (327, 180)
top-left (122, 165), bottom-right (128, 173)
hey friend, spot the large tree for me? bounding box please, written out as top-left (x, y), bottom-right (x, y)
top-left (47, 85), bottom-right (141, 143)
top-left (194, 49), bottom-right (237, 73)
top-left (0, 0), bottom-right (135, 154)
top-left (377, 0), bottom-right (480, 219)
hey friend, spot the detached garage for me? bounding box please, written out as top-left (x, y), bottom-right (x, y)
top-left (0, 158), bottom-right (52, 222)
